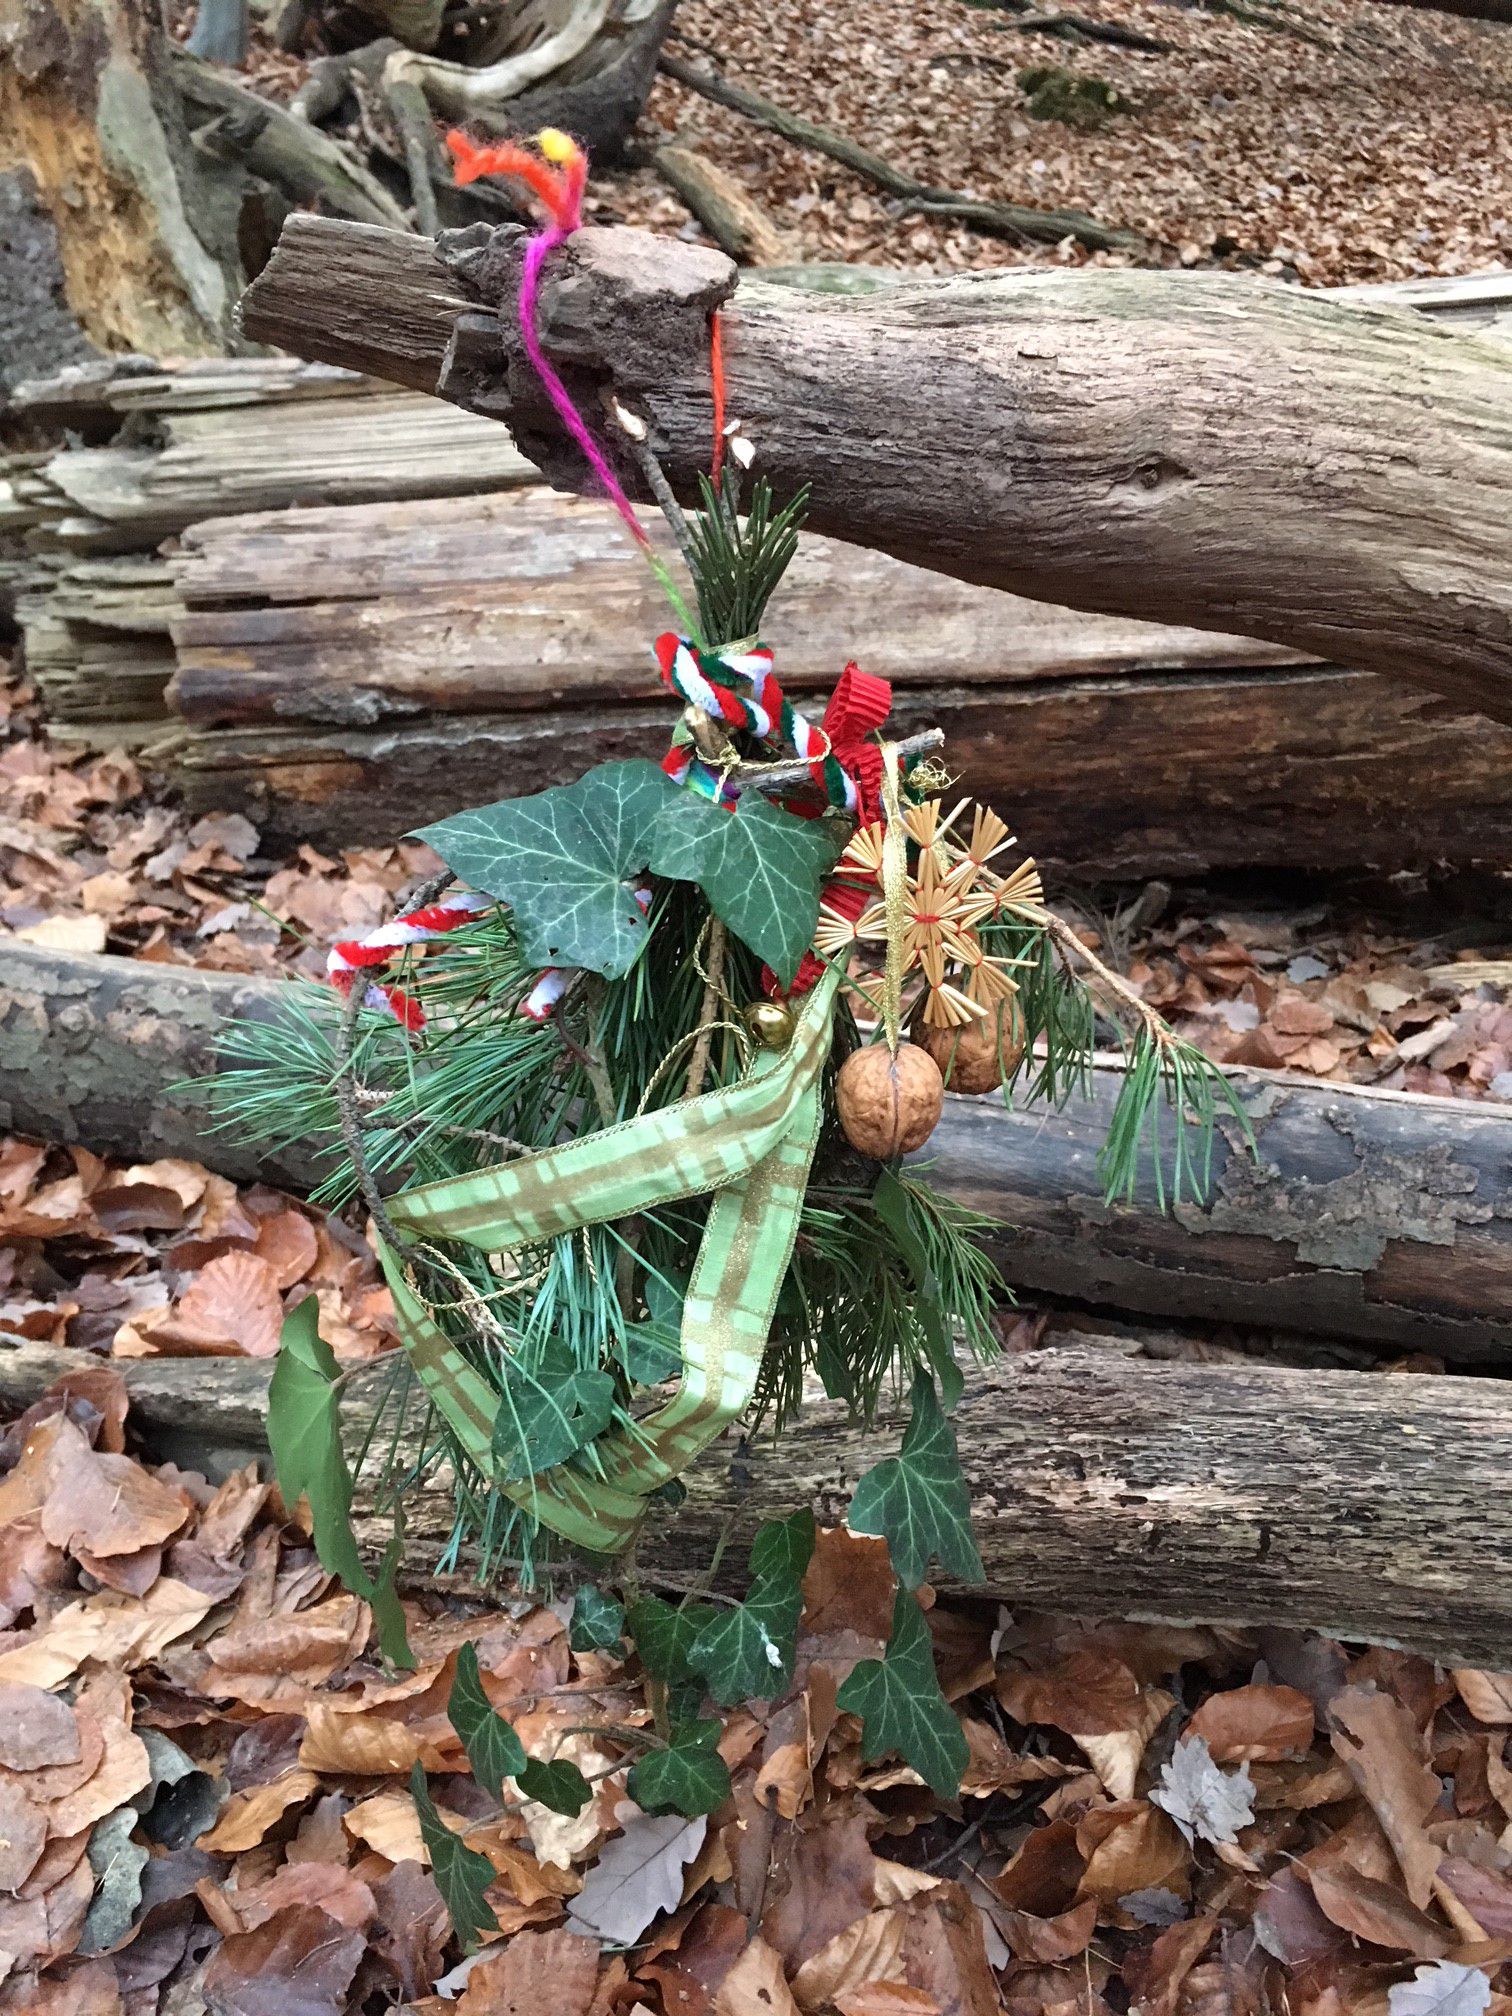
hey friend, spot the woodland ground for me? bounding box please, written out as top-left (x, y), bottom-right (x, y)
top-left (4, 0), bottom-right (1512, 2003)
top-left (609, 0), bottom-right (1512, 283)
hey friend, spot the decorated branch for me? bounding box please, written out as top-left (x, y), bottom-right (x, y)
top-left (213, 130), bottom-right (1249, 1863)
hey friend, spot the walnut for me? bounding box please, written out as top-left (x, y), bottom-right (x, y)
top-left (916, 999), bottom-right (1027, 1095)
top-left (835, 1042), bottom-right (944, 1159)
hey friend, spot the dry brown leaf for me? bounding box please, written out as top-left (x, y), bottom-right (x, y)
top-left (1187, 1683), bottom-right (1316, 1763)
top-left (718, 1934), bottom-right (803, 2016)
top-left (1075, 1802), bottom-right (1190, 1908)
top-left (0, 1578), bottom-right (215, 1688)
top-left (457, 1927), bottom-right (601, 2016)
top-left (998, 1650), bottom-right (1151, 1737)
top-left (344, 1789), bottom-right (425, 1865)
top-left (201, 1902), bottom-right (368, 2016)
top-left (1122, 1915), bottom-right (1218, 2016)
top-left (239, 1861), bottom-right (378, 1932)
top-left (132, 1249), bottom-right (285, 1359)
top-left (988, 1817), bottom-right (1086, 1918)
top-left (1329, 1684), bottom-right (1443, 1909)
top-left (39, 1435), bottom-right (191, 1559)
top-left (1454, 1671), bottom-right (1512, 1728)
top-left (0, 1780), bottom-right (47, 1890)
top-left (0, 1683), bottom-right (82, 1771)
top-left (994, 1896), bottom-right (1098, 1965)
top-left (835, 1988), bottom-right (941, 2016)
top-left (298, 1704), bottom-right (421, 1777)
top-left (792, 1909), bottom-right (909, 2015)
top-left (200, 1770), bottom-right (323, 1852)
top-left (1305, 1863), bottom-right (1448, 1958)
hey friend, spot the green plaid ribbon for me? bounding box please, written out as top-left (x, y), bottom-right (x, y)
top-left (377, 968), bottom-right (839, 1552)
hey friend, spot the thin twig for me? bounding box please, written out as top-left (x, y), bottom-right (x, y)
top-left (683, 916), bottom-right (728, 1098)
top-left (734, 727), bottom-right (945, 797)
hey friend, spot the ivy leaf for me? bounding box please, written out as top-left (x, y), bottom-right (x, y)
top-left (649, 791), bottom-right (842, 988)
top-left (623, 1323), bottom-right (681, 1386)
top-left (627, 1595), bottom-right (719, 1687)
top-left (570, 1585), bottom-right (626, 1654)
top-left (409, 1763), bottom-right (496, 1952)
top-left (627, 1721), bottom-right (731, 1818)
top-left (416, 759), bottom-right (677, 979)
top-left (517, 1757), bottom-right (594, 1816)
top-left (836, 1588), bottom-right (968, 1798)
top-left (492, 1340), bottom-right (616, 1481)
top-left (268, 1299), bottom-right (413, 1667)
top-left (847, 1371), bottom-right (983, 1589)
top-left (687, 1576), bottom-right (801, 1706)
top-left (447, 1643), bottom-right (527, 1799)
top-left (749, 1509), bottom-right (816, 1583)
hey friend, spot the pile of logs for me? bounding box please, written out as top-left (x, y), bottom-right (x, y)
top-left (6, 265), bottom-right (1512, 878)
top-left (3, 940), bottom-right (1512, 1664)
top-left (6, 243), bottom-right (1512, 1664)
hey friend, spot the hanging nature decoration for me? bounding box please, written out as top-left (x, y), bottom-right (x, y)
top-left (212, 129), bottom-right (1251, 1868)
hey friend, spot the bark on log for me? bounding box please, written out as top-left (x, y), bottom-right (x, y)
top-left (139, 484), bottom-right (1512, 876)
top-left (5, 941), bottom-right (1512, 1366)
top-left (239, 217), bottom-right (1512, 719)
top-left (164, 664), bottom-right (1512, 878)
top-left (4, 1335), bottom-right (1511, 1667)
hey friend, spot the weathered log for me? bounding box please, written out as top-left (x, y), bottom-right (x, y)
top-left (4, 1334), bottom-right (1511, 1667)
top-left (5, 942), bottom-right (1512, 1366)
top-left (164, 663), bottom-right (1512, 879)
top-left (240, 217), bottom-right (1512, 720)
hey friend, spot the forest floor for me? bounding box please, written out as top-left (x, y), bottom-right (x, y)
top-left (606, 0), bottom-right (1512, 284)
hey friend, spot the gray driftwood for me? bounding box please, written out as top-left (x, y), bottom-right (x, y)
top-left (3, 1334), bottom-right (1511, 1667)
top-left (240, 218), bottom-right (1512, 719)
top-left (4, 941), bottom-right (1511, 1366)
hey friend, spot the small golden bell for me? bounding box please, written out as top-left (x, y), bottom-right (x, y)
top-left (745, 1000), bottom-right (796, 1050)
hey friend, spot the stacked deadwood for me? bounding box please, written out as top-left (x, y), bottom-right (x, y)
top-left (4, 942), bottom-right (1512, 1662)
top-left (7, 272), bottom-right (1512, 877)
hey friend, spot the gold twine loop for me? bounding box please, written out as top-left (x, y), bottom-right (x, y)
top-left (879, 741), bottom-right (907, 1057)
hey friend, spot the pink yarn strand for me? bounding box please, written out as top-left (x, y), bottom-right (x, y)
top-left (518, 228), bottom-right (649, 549)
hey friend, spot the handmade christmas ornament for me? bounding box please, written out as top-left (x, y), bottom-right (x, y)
top-left (219, 129), bottom-right (1249, 1589)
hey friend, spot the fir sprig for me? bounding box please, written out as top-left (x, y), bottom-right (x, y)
top-left (686, 474), bottom-right (811, 646)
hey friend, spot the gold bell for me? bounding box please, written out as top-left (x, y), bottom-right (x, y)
top-left (745, 1000), bottom-right (796, 1051)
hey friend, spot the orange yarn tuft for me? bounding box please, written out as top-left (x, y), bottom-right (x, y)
top-left (444, 128), bottom-right (586, 232)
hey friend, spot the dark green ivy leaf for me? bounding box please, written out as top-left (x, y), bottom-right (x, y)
top-left (268, 1299), bottom-right (413, 1667)
top-left (627, 1721), bottom-right (731, 1818)
top-left (517, 1757), bottom-right (594, 1816)
top-left (648, 791), bottom-right (842, 988)
top-left (447, 1643), bottom-right (527, 1799)
top-left (409, 1763), bottom-right (496, 1952)
top-left (836, 1588), bottom-right (969, 1798)
top-left (569, 1585), bottom-right (626, 1654)
top-left (687, 1575), bottom-right (802, 1706)
top-left (627, 1594), bottom-right (719, 1686)
top-left (847, 1371), bottom-right (984, 1589)
top-left (749, 1509), bottom-right (816, 1583)
top-left (492, 1340), bottom-right (616, 1482)
top-left (416, 759), bottom-right (678, 979)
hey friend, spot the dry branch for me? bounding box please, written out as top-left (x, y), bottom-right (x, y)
top-left (4, 1335), bottom-right (1511, 1666)
top-left (652, 144), bottom-right (795, 265)
top-left (4, 941), bottom-right (1512, 1366)
top-left (239, 218), bottom-right (1512, 718)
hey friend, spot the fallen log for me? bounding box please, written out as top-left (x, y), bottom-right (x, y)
top-left (164, 663), bottom-right (1512, 878)
top-left (240, 218), bottom-right (1512, 720)
top-left (4, 941), bottom-right (1511, 1366)
top-left (143, 484), bottom-right (1512, 874)
top-left (4, 1334), bottom-right (1510, 1667)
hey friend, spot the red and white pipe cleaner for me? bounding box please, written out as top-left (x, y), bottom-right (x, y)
top-left (327, 891), bottom-right (492, 1030)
